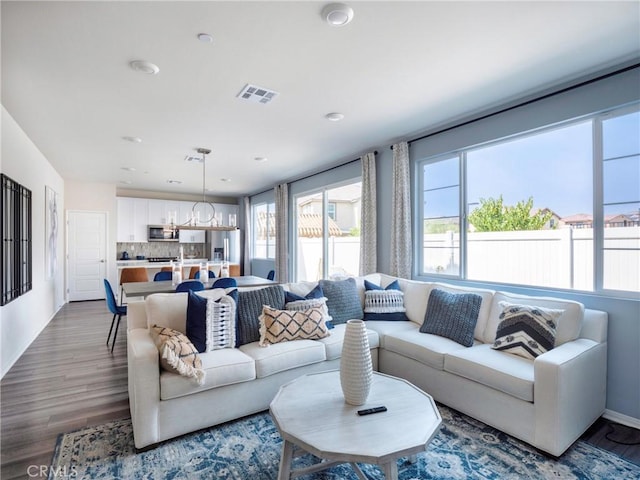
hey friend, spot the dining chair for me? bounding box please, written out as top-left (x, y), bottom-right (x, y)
top-left (119, 267), bottom-right (149, 304)
top-left (267, 270), bottom-right (275, 281)
top-left (175, 280), bottom-right (205, 293)
top-left (104, 279), bottom-right (126, 353)
top-left (194, 270), bottom-right (216, 280)
top-left (188, 266), bottom-right (200, 279)
top-left (153, 271), bottom-right (173, 281)
top-left (211, 277), bottom-right (237, 289)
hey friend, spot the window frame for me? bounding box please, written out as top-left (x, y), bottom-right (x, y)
top-left (414, 102), bottom-right (639, 299)
top-left (251, 201), bottom-right (276, 260)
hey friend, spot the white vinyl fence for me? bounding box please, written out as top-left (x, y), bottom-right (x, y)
top-left (296, 237), bottom-right (360, 282)
top-left (423, 227), bottom-right (639, 292)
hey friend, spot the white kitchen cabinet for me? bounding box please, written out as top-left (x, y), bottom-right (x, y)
top-left (179, 229), bottom-right (206, 243)
top-left (117, 197), bottom-right (149, 242)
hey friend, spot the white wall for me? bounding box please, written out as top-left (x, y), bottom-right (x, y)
top-left (1, 106), bottom-right (65, 378)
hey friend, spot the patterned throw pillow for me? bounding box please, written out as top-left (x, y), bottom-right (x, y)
top-left (206, 294), bottom-right (237, 351)
top-left (259, 306), bottom-right (330, 347)
top-left (420, 288), bottom-right (482, 347)
top-left (318, 278), bottom-right (364, 325)
top-left (285, 285), bottom-right (334, 329)
top-left (151, 325), bottom-right (205, 385)
top-left (363, 279), bottom-right (408, 321)
top-left (186, 290), bottom-right (238, 352)
top-left (237, 285), bottom-right (286, 346)
top-left (492, 302), bottom-right (563, 360)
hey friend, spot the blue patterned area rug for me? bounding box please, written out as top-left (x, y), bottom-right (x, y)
top-left (50, 405), bottom-right (638, 479)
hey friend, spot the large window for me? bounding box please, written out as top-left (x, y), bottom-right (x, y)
top-left (418, 104), bottom-right (639, 295)
top-left (252, 202), bottom-right (275, 259)
top-left (601, 107), bottom-right (640, 292)
top-left (294, 181), bottom-right (361, 282)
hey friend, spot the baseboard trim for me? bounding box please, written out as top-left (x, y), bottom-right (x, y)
top-left (603, 409), bottom-right (640, 430)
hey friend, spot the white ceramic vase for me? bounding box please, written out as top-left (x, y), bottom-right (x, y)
top-left (340, 319), bottom-right (373, 406)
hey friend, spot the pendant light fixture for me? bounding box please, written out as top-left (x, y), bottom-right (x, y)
top-left (173, 148), bottom-right (217, 228)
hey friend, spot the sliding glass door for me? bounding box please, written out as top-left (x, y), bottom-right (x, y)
top-left (294, 181), bottom-right (362, 282)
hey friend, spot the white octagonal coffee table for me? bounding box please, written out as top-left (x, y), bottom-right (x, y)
top-left (269, 370), bottom-right (441, 480)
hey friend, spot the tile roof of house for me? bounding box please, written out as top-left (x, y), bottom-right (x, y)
top-left (256, 211), bottom-right (342, 238)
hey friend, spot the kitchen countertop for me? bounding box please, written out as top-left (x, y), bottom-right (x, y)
top-left (117, 258), bottom-right (210, 267)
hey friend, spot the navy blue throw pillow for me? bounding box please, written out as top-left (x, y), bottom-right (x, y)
top-left (363, 279), bottom-right (408, 321)
top-left (237, 285), bottom-right (285, 346)
top-left (420, 288), bottom-right (481, 347)
top-left (284, 283), bottom-right (324, 303)
top-left (186, 291), bottom-right (208, 353)
top-left (318, 278), bottom-right (363, 325)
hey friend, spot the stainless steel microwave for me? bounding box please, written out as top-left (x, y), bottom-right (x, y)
top-left (148, 225), bottom-right (179, 242)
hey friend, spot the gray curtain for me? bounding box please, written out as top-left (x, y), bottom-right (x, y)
top-left (242, 196), bottom-right (251, 276)
top-left (275, 183), bottom-right (289, 283)
top-left (390, 142), bottom-right (412, 278)
top-left (359, 152), bottom-right (377, 275)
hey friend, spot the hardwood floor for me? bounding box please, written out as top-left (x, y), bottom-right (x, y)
top-left (1, 301), bottom-right (638, 479)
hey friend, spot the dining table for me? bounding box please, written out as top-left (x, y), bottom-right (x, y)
top-left (122, 275), bottom-right (276, 299)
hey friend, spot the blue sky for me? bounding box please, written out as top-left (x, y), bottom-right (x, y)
top-left (424, 110), bottom-right (640, 219)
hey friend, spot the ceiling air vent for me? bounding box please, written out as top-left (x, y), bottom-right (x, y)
top-left (237, 84), bottom-right (279, 105)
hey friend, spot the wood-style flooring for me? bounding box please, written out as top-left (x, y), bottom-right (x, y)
top-left (1, 300), bottom-right (639, 479)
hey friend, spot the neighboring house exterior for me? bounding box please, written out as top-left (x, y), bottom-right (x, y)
top-left (298, 185), bottom-right (361, 235)
top-left (562, 213), bottom-right (640, 228)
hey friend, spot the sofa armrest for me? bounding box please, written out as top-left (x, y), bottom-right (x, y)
top-left (534, 338), bottom-right (607, 456)
top-left (127, 328), bottom-right (161, 449)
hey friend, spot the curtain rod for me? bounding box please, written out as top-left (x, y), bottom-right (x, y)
top-left (250, 150), bottom-right (378, 197)
top-left (390, 61), bottom-right (640, 149)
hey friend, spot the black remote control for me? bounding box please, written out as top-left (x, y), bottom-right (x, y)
top-left (357, 406), bottom-right (387, 416)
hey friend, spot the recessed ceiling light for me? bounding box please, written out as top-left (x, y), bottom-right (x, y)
top-left (121, 167), bottom-right (136, 172)
top-left (129, 60), bottom-right (160, 75)
top-left (197, 33), bottom-right (214, 43)
top-left (166, 179), bottom-right (182, 185)
top-left (220, 178), bottom-right (231, 182)
top-left (123, 136), bottom-right (142, 143)
top-left (254, 157), bottom-right (268, 163)
top-left (325, 112), bottom-right (345, 122)
top-left (321, 3), bottom-right (354, 26)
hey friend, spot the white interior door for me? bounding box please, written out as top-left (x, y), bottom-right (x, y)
top-left (67, 211), bottom-right (107, 301)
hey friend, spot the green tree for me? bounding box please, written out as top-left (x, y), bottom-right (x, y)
top-left (468, 196), bottom-right (553, 232)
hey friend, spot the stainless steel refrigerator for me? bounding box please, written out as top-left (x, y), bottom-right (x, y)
top-left (209, 229), bottom-right (241, 264)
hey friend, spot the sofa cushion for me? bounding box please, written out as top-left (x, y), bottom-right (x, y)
top-left (444, 344), bottom-right (534, 402)
top-left (359, 320), bottom-right (417, 348)
top-left (363, 280), bottom-right (409, 321)
top-left (492, 302), bottom-right (563, 360)
top-left (319, 278), bottom-right (364, 324)
top-left (316, 322), bottom-right (380, 360)
top-left (239, 339), bottom-right (326, 378)
top-left (145, 293), bottom-right (189, 332)
top-left (484, 291), bottom-right (584, 346)
top-left (394, 278), bottom-right (432, 326)
top-left (160, 348), bottom-right (256, 400)
top-left (259, 305), bottom-right (330, 346)
top-left (420, 288), bottom-right (482, 347)
top-left (383, 324), bottom-right (471, 370)
top-left (151, 325), bottom-right (205, 385)
top-left (236, 285), bottom-right (286, 347)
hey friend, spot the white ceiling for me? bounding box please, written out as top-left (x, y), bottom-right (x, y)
top-left (2, 1), bottom-right (639, 197)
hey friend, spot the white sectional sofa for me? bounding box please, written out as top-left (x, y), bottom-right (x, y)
top-left (127, 273), bottom-right (607, 456)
